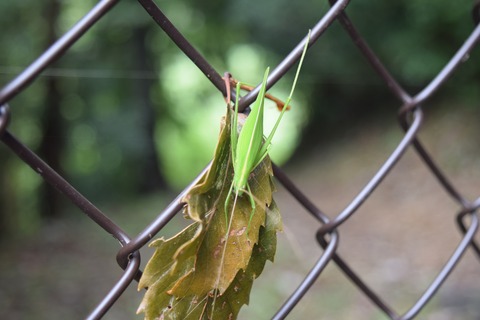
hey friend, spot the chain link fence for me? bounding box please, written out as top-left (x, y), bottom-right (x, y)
top-left (1, 0), bottom-right (479, 319)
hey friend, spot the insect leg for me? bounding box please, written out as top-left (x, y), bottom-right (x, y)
top-left (245, 183), bottom-right (256, 233)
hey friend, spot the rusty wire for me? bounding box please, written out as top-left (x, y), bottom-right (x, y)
top-left (1, 0), bottom-right (479, 319)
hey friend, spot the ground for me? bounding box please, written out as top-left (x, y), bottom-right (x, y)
top-left (0, 105), bottom-right (479, 319)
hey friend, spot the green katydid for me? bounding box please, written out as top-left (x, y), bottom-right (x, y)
top-left (208, 31), bottom-right (311, 318)
top-left (223, 30), bottom-right (311, 230)
top-left (139, 32), bottom-right (311, 320)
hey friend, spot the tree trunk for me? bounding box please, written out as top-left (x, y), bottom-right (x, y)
top-left (38, 0), bottom-right (64, 218)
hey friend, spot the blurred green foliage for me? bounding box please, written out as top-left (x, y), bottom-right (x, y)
top-left (0, 0), bottom-right (478, 236)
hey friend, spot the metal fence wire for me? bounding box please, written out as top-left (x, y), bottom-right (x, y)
top-left (1, 0), bottom-right (480, 319)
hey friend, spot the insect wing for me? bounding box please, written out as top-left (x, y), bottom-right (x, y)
top-left (233, 68), bottom-right (269, 191)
